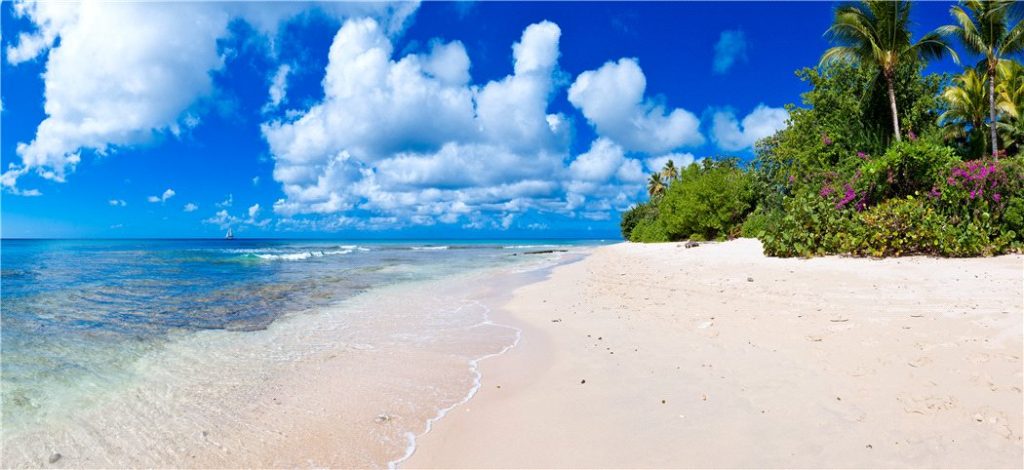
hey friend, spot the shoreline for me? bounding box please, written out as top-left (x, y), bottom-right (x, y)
top-left (1, 250), bottom-right (581, 468)
top-left (407, 239), bottom-right (1024, 468)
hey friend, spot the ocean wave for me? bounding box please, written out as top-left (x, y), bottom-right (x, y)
top-left (410, 246), bottom-right (449, 251)
top-left (252, 249), bottom-right (353, 261)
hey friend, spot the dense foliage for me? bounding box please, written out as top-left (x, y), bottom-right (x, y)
top-left (620, 0), bottom-right (1024, 258)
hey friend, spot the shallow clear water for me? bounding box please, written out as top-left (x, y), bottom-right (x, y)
top-left (0, 238), bottom-right (601, 438)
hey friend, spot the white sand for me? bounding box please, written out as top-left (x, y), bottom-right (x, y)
top-left (407, 239), bottom-right (1024, 468)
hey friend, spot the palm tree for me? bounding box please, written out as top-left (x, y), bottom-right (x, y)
top-left (821, 0), bottom-right (959, 142)
top-left (647, 173), bottom-right (666, 198)
top-left (660, 160), bottom-right (678, 182)
top-left (996, 59), bottom-right (1024, 152)
top-left (943, 0), bottom-right (1024, 158)
top-left (940, 68), bottom-right (991, 156)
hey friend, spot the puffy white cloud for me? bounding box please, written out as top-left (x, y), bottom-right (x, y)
top-left (568, 58), bottom-right (703, 154)
top-left (4, 2), bottom-right (231, 190)
top-left (568, 138), bottom-right (642, 183)
top-left (713, 30), bottom-right (747, 74)
top-left (248, 203), bottom-right (261, 219)
top-left (109, 199), bottom-right (127, 207)
top-left (262, 19), bottom-right (588, 226)
top-left (645, 152), bottom-right (696, 174)
top-left (148, 188), bottom-right (175, 203)
top-left (183, 202), bottom-right (199, 212)
top-left (711, 104), bottom-right (789, 151)
top-left (2, 1), bottom-right (420, 192)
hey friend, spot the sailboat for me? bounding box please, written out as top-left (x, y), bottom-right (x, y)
top-left (225, 227), bottom-right (234, 240)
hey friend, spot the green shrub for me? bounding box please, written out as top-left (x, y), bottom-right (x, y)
top-left (658, 159), bottom-right (755, 241)
top-left (845, 196), bottom-right (946, 257)
top-left (740, 208), bottom-right (781, 238)
top-left (858, 140), bottom-right (960, 202)
top-left (629, 217), bottom-right (669, 242)
top-left (760, 190), bottom-right (857, 257)
top-left (619, 202), bottom-right (658, 240)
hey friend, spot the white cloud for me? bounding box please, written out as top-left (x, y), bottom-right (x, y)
top-left (184, 202), bottom-right (199, 212)
top-left (265, 64), bottom-right (291, 111)
top-left (252, 176), bottom-right (260, 186)
top-left (216, 194), bottom-right (234, 208)
top-left (2, 1), bottom-right (420, 192)
top-left (568, 58), bottom-right (703, 154)
top-left (248, 203), bottom-right (261, 219)
top-left (109, 199), bottom-right (127, 207)
top-left (262, 19), bottom-right (590, 226)
top-left (4, 2), bottom-right (230, 190)
top-left (711, 104), bottom-right (789, 151)
top-left (569, 138), bottom-right (640, 183)
top-left (713, 30), bottom-right (747, 74)
top-left (204, 209), bottom-right (239, 229)
top-left (148, 188), bottom-right (175, 203)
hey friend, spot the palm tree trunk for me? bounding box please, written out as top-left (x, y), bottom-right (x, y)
top-left (989, 66), bottom-right (1000, 159)
top-left (886, 75), bottom-right (902, 142)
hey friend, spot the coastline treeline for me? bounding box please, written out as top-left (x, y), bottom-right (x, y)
top-left (622, 0), bottom-right (1024, 257)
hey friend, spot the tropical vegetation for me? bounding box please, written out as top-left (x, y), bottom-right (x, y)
top-left (621, 0), bottom-right (1024, 258)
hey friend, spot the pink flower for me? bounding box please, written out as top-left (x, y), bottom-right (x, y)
top-left (994, 193), bottom-right (1002, 202)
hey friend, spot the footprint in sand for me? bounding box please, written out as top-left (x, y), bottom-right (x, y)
top-left (907, 356), bottom-right (932, 368)
top-left (898, 394), bottom-right (958, 415)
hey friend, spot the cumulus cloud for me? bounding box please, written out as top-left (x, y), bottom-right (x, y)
top-left (645, 152), bottom-right (697, 174)
top-left (4, 2), bottom-right (230, 190)
top-left (569, 138), bottom-right (643, 183)
top-left (248, 203), bottom-right (261, 219)
top-left (261, 19), bottom-right (604, 227)
top-left (183, 202), bottom-right (199, 212)
top-left (148, 188), bottom-right (175, 203)
top-left (568, 58), bottom-right (703, 154)
top-left (713, 30), bottom-right (747, 74)
top-left (2, 1), bottom-right (419, 193)
top-left (711, 104), bottom-right (789, 151)
top-left (109, 199), bottom-right (127, 207)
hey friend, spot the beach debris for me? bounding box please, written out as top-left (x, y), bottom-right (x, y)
top-left (551, 318), bottom-right (561, 323)
top-left (684, 241), bottom-right (699, 249)
top-left (661, 400), bottom-right (666, 404)
top-left (747, 277), bottom-right (754, 282)
top-left (910, 314), bottom-right (924, 318)
top-left (374, 413), bottom-right (392, 424)
top-left (865, 444), bottom-right (873, 449)
top-left (48, 453), bottom-right (61, 464)
top-left (829, 318), bottom-right (849, 323)
top-left (807, 335), bottom-right (823, 342)
top-left (701, 393), bottom-right (708, 401)
top-left (581, 379), bottom-right (586, 384)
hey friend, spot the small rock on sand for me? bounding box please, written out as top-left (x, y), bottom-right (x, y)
top-left (48, 453), bottom-right (61, 464)
top-left (684, 241), bottom-right (700, 249)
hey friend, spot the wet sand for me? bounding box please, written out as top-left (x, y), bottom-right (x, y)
top-left (1, 254), bottom-right (572, 469)
top-left (407, 239), bottom-right (1024, 468)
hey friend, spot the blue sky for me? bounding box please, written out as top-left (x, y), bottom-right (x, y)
top-left (1, 1), bottom-right (963, 239)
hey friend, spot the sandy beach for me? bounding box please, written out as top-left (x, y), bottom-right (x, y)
top-left (407, 239), bottom-right (1024, 468)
